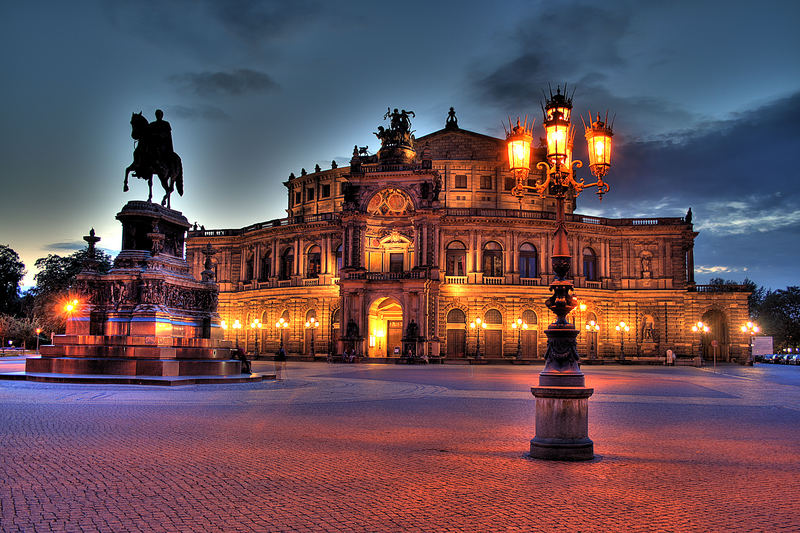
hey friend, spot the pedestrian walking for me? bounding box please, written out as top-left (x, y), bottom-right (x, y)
top-left (275, 347), bottom-right (287, 380)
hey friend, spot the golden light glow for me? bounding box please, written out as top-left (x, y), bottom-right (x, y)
top-left (579, 302), bottom-right (587, 312)
top-left (250, 318), bottom-right (262, 330)
top-left (275, 317), bottom-right (288, 329)
top-left (221, 320), bottom-right (228, 330)
top-left (305, 317), bottom-right (319, 329)
top-left (506, 118), bottom-right (534, 179)
top-left (233, 319), bottom-right (242, 330)
top-left (584, 115), bottom-right (613, 175)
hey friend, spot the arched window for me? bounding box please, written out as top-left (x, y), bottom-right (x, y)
top-left (447, 308), bottom-right (466, 323)
top-left (306, 309), bottom-right (317, 321)
top-left (260, 252), bottom-right (271, 280)
top-left (583, 247), bottom-right (598, 281)
top-left (280, 248), bottom-right (294, 280)
top-left (335, 244), bottom-right (343, 274)
top-left (522, 309), bottom-right (538, 325)
top-left (306, 245), bottom-right (321, 278)
top-left (445, 241), bottom-right (466, 276)
top-left (482, 241), bottom-right (503, 277)
top-left (518, 243), bottom-right (538, 278)
top-left (245, 254), bottom-right (254, 281)
top-left (485, 309), bottom-right (502, 325)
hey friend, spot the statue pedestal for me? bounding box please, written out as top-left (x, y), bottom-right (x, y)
top-left (24, 201), bottom-right (262, 383)
top-left (530, 385), bottom-right (594, 461)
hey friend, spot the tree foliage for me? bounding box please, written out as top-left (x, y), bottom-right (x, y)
top-left (757, 287), bottom-right (800, 350)
top-left (0, 244), bottom-right (25, 315)
top-left (28, 248), bottom-right (113, 333)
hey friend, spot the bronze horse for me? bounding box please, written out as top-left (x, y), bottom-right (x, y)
top-left (124, 112), bottom-right (183, 208)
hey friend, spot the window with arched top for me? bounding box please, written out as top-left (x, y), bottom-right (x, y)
top-left (334, 244), bottom-right (343, 274)
top-left (447, 308), bottom-right (466, 323)
top-left (519, 243), bottom-right (538, 278)
top-left (485, 309), bottom-right (502, 325)
top-left (446, 240), bottom-right (467, 276)
top-left (306, 245), bottom-right (321, 278)
top-left (280, 248), bottom-right (294, 280)
top-left (482, 241), bottom-right (503, 277)
top-left (522, 309), bottom-right (538, 325)
top-left (260, 252), bottom-right (271, 280)
top-left (306, 309), bottom-right (317, 321)
top-left (583, 247), bottom-right (598, 281)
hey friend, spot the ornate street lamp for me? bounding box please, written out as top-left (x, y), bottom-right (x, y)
top-left (232, 319), bottom-right (242, 349)
top-left (512, 318), bottom-right (528, 358)
top-left (469, 317), bottom-right (487, 359)
top-left (35, 328), bottom-right (42, 355)
top-left (507, 84), bottom-right (615, 461)
top-left (741, 322), bottom-right (759, 364)
top-left (615, 321), bottom-right (630, 359)
top-left (692, 320), bottom-right (710, 367)
top-left (305, 317), bottom-right (319, 358)
top-left (584, 320), bottom-right (600, 359)
top-left (275, 317), bottom-right (289, 352)
top-left (250, 318), bottom-right (262, 357)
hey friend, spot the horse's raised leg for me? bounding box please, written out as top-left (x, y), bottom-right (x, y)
top-left (124, 166), bottom-right (132, 192)
top-left (147, 178), bottom-right (153, 202)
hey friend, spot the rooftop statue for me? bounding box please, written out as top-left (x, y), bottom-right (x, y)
top-left (375, 107), bottom-right (415, 149)
top-left (124, 109), bottom-right (184, 209)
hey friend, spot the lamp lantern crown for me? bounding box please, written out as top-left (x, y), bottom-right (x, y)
top-left (542, 86), bottom-right (574, 168)
top-left (505, 117), bottom-right (534, 181)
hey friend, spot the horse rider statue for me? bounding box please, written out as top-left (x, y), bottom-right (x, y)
top-left (124, 109), bottom-right (184, 208)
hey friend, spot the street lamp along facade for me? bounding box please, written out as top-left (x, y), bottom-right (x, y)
top-left (506, 85), bottom-right (614, 384)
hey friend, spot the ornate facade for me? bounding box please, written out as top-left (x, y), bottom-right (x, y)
top-left (186, 111), bottom-right (751, 363)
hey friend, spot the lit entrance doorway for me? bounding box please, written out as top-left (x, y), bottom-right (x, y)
top-left (368, 297), bottom-right (403, 357)
top-left (701, 309), bottom-right (729, 361)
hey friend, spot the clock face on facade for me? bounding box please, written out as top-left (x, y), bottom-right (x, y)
top-left (367, 188), bottom-right (413, 216)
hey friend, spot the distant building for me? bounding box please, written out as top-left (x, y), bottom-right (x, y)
top-left (186, 111), bottom-right (750, 362)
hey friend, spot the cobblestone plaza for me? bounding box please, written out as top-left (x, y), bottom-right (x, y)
top-left (1, 359), bottom-right (798, 532)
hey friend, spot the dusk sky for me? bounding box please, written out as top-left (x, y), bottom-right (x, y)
top-left (1, 1), bottom-right (798, 290)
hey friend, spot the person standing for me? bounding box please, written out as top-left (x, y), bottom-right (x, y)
top-left (275, 346), bottom-right (287, 380)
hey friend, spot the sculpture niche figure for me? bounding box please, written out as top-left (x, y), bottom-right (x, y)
top-left (124, 110), bottom-right (184, 208)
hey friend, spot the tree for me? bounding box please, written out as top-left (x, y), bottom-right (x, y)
top-left (758, 287), bottom-right (800, 350)
top-left (28, 248), bottom-right (113, 333)
top-left (0, 244), bottom-right (25, 315)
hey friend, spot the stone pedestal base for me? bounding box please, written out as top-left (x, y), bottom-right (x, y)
top-left (530, 385), bottom-right (594, 461)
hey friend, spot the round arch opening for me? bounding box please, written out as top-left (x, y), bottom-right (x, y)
top-left (368, 297), bottom-right (403, 357)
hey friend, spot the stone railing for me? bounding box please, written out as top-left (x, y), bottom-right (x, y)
top-left (690, 284), bottom-right (751, 293)
top-left (445, 276), bottom-right (467, 284)
top-left (482, 276), bottom-right (504, 285)
top-left (303, 278), bottom-right (320, 286)
top-left (520, 278), bottom-right (541, 286)
top-left (344, 271), bottom-right (426, 281)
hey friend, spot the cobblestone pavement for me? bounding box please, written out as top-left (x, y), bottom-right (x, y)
top-left (1, 359), bottom-right (799, 532)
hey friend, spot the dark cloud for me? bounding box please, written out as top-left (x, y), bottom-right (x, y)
top-left (169, 69), bottom-right (278, 97)
top-left (168, 104), bottom-right (230, 121)
top-left (43, 242), bottom-right (86, 252)
top-left (581, 91), bottom-right (800, 288)
top-left (473, 2), bottom-right (632, 108)
top-left (105, 0), bottom-right (322, 52)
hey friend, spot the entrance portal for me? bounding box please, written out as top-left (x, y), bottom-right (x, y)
top-left (368, 297), bottom-right (403, 357)
top-left (701, 309), bottom-right (729, 361)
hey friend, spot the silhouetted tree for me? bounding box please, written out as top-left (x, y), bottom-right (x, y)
top-left (0, 245), bottom-right (25, 315)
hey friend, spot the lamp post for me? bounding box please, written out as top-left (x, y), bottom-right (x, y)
top-left (469, 318), bottom-right (487, 358)
top-left (305, 317), bottom-right (319, 358)
top-left (692, 321), bottom-right (710, 367)
top-left (507, 85), bottom-right (614, 460)
top-left (35, 328), bottom-right (42, 355)
top-left (512, 318), bottom-right (528, 358)
top-left (232, 319), bottom-right (242, 349)
top-left (275, 317), bottom-right (289, 352)
top-left (250, 318), bottom-right (262, 358)
top-left (584, 320), bottom-right (600, 359)
top-left (741, 321), bottom-right (759, 364)
top-left (615, 321), bottom-right (630, 360)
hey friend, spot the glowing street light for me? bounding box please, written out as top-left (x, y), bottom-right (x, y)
top-left (275, 317), bottom-right (289, 351)
top-left (231, 319), bottom-right (242, 349)
top-left (250, 318), bottom-right (263, 357)
top-left (305, 317), bottom-right (319, 358)
top-left (469, 317), bottom-right (487, 359)
top-left (35, 328), bottom-right (42, 355)
top-left (511, 318), bottom-right (528, 358)
top-left (615, 321), bottom-right (630, 359)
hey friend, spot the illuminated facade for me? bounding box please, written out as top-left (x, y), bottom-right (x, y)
top-left (186, 113), bottom-right (751, 362)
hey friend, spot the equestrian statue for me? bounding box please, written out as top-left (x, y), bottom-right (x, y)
top-left (124, 109), bottom-right (183, 208)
